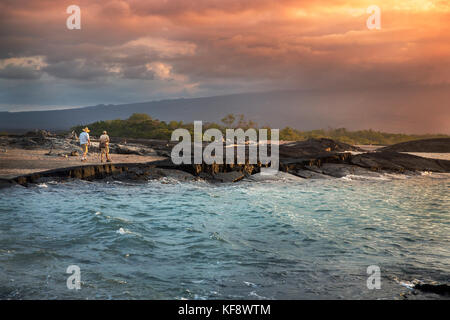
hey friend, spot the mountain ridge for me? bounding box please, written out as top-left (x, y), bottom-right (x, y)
top-left (1, 89), bottom-right (449, 134)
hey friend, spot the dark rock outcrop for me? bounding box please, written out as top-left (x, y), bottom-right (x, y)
top-left (302, 163), bottom-right (378, 178)
top-left (379, 138), bottom-right (450, 153)
top-left (3, 163), bottom-right (197, 187)
top-left (24, 129), bottom-right (55, 139)
top-left (2, 138), bottom-right (450, 188)
top-left (292, 169), bottom-right (332, 179)
top-left (110, 138), bottom-right (177, 157)
top-left (200, 171), bottom-right (246, 183)
top-left (413, 283), bottom-right (450, 296)
top-left (279, 138), bottom-right (361, 159)
top-left (0, 178), bottom-right (15, 189)
top-left (112, 144), bottom-right (157, 156)
top-left (280, 152), bottom-right (353, 173)
top-left (11, 163), bottom-right (127, 185)
top-left (351, 151), bottom-right (450, 173)
top-left (277, 139), bottom-right (363, 178)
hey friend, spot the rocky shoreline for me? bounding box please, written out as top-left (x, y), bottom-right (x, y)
top-left (1, 134), bottom-right (450, 188)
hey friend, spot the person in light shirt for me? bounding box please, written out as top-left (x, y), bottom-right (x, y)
top-left (79, 127), bottom-right (90, 162)
top-left (99, 131), bottom-right (112, 163)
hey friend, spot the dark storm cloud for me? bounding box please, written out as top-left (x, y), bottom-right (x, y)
top-left (42, 59), bottom-right (110, 80)
top-left (0, 64), bottom-right (43, 79)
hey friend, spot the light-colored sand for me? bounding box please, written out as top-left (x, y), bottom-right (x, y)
top-left (348, 150), bottom-right (450, 160)
top-left (354, 145), bottom-right (450, 160)
top-left (401, 152), bottom-right (450, 161)
top-left (0, 148), bottom-right (166, 179)
top-left (355, 145), bottom-right (385, 152)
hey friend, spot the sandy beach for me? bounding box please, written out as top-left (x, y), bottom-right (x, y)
top-left (399, 152), bottom-right (450, 161)
top-left (353, 145), bottom-right (450, 160)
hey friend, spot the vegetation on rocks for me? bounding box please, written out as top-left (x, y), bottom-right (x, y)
top-left (71, 113), bottom-right (449, 145)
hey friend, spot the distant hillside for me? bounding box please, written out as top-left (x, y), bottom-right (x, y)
top-left (1, 89), bottom-right (449, 135)
top-left (2, 91), bottom-right (309, 131)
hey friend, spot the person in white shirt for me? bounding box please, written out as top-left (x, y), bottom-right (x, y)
top-left (79, 127), bottom-right (90, 161)
top-left (99, 131), bottom-right (112, 163)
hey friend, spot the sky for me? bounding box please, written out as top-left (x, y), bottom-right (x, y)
top-left (0, 0), bottom-right (449, 133)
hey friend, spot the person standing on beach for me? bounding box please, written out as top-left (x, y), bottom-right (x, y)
top-left (79, 127), bottom-right (90, 162)
top-left (99, 131), bottom-right (112, 163)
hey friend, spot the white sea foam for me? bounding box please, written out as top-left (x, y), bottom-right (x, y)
top-left (116, 227), bottom-right (129, 235)
top-left (249, 291), bottom-right (268, 299)
top-left (116, 227), bottom-right (140, 237)
top-left (247, 171), bottom-right (303, 182)
top-left (191, 279), bottom-right (205, 284)
top-left (341, 174), bottom-right (389, 181)
top-left (244, 281), bottom-right (258, 287)
top-left (158, 177), bottom-right (182, 184)
top-left (382, 173), bottom-right (409, 180)
top-left (393, 276), bottom-right (422, 290)
top-left (108, 215), bottom-right (129, 223)
top-left (399, 281), bottom-right (415, 289)
top-left (37, 183), bottom-right (48, 188)
top-left (342, 172), bottom-right (416, 181)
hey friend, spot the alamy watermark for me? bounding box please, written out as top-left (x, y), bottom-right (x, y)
top-left (66, 265), bottom-right (81, 290)
top-left (66, 5), bottom-right (81, 30)
top-left (367, 265), bottom-right (381, 289)
top-left (366, 5), bottom-right (381, 30)
top-left (170, 121), bottom-right (279, 175)
top-left (66, 5), bottom-right (380, 31)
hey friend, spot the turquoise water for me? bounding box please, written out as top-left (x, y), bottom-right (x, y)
top-left (0, 173), bottom-right (449, 299)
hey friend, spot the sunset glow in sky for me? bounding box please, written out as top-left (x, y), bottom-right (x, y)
top-left (0, 0), bottom-right (449, 133)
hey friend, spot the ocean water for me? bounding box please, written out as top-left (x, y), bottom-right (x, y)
top-left (0, 172), bottom-right (449, 300)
